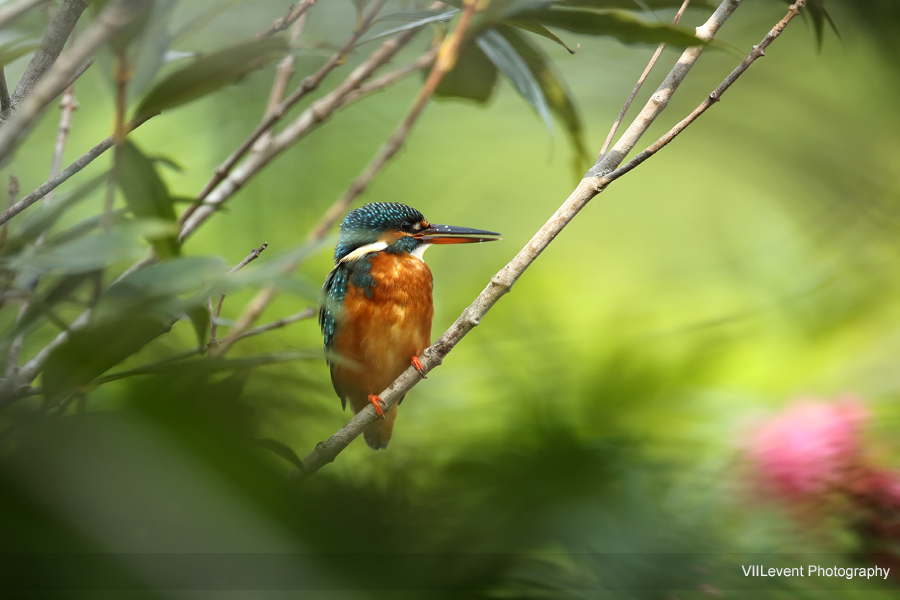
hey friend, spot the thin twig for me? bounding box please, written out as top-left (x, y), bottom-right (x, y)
top-left (94, 348), bottom-right (204, 384)
top-left (598, 0), bottom-right (691, 160)
top-left (44, 85), bottom-right (78, 204)
top-left (181, 0), bottom-right (389, 225)
top-left (215, 2), bottom-right (479, 358)
top-left (179, 13), bottom-right (431, 242)
top-left (337, 48), bottom-right (438, 108)
top-left (10, 0), bottom-right (88, 110)
top-left (257, 0), bottom-right (317, 39)
top-left (259, 8), bottom-right (308, 146)
top-left (0, 114), bottom-right (155, 227)
top-left (0, 0), bottom-right (153, 163)
top-left (231, 307), bottom-right (316, 344)
top-left (603, 1), bottom-right (806, 183)
top-left (296, 0), bottom-right (805, 480)
top-left (588, 0), bottom-right (742, 177)
top-left (308, 0), bottom-right (473, 242)
top-left (209, 243), bottom-right (269, 347)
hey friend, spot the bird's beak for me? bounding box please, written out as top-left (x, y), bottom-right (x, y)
top-left (415, 224), bottom-right (501, 245)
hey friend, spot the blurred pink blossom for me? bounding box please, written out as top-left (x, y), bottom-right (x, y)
top-left (747, 398), bottom-right (869, 503)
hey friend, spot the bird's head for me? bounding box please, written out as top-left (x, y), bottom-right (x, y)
top-left (334, 202), bottom-right (500, 263)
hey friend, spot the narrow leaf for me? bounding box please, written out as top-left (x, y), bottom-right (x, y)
top-left (43, 317), bottom-right (169, 402)
top-left (7, 232), bottom-right (144, 275)
top-left (360, 10), bottom-right (458, 45)
top-left (559, 0), bottom-right (715, 9)
top-left (186, 303), bottom-right (210, 349)
top-left (252, 438), bottom-right (306, 470)
top-left (0, 43), bottom-right (41, 67)
top-left (497, 25), bottom-right (590, 177)
top-left (504, 18), bottom-right (575, 53)
top-left (116, 140), bottom-right (180, 258)
top-left (476, 29), bottom-right (553, 134)
top-left (524, 8), bottom-right (707, 47)
top-left (134, 36), bottom-right (287, 119)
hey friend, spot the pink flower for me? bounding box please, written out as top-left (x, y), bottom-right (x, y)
top-left (747, 398), bottom-right (868, 503)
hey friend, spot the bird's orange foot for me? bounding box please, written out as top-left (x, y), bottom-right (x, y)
top-left (411, 356), bottom-right (427, 379)
top-left (367, 394), bottom-right (385, 419)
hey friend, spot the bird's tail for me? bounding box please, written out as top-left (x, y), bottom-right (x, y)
top-left (363, 404), bottom-right (398, 450)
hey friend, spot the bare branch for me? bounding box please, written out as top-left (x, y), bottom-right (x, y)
top-left (337, 49), bottom-right (437, 108)
top-left (598, 0), bottom-right (691, 159)
top-left (308, 2), bottom-right (473, 241)
top-left (179, 17), bottom-right (429, 241)
top-left (209, 243), bottom-right (269, 348)
top-left (604, 1), bottom-right (807, 182)
top-left (0, 0), bottom-right (50, 30)
top-left (10, 0), bottom-right (89, 110)
top-left (231, 307), bottom-right (316, 344)
top-left (589, 0), bottom-right (742, 177)
top-left (181, 0), bottom-right (389, 225)
top-left (0, 0), bottom-right (153, 163)
top-left (45, 85), bottom-right (78, 203)
top-left (297, 0), bottom-right (809, 480)
top-left (0, 114), bottom-right (154, 227)
top-left (257, 0), bottom-right (317, 39)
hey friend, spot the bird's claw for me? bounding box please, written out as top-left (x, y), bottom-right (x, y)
top-left (411, 356), bottom-right (427, 379)
top-left (367, 394), bottom-right (385, 419)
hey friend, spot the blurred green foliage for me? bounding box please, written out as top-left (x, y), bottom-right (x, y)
top-left (0, 0), bottom-right (899, 597)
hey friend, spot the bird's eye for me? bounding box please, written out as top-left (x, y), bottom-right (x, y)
top-left (401, 221), bottom-right (413, 232)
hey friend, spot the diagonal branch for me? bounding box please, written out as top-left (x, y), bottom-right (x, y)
top-left (0, 114), bottom-right (155, 226)
top-left (589, 0), bottom-right (741, 177)
top-left (180, 0), bottom-right (388, 225)
top-left (257, 0), bottom-right (317, 39)
top-left (598, 0), bottom-right (691, 160)
top-left (0, 0), bottom-right (153, 163)
top-left (10, 0), bottom-right (89, 110)
top-left (297, 0), bottom-right (809, 480)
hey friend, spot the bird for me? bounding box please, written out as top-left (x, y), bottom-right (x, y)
top-left (319, 202), bottom-right (500, 450)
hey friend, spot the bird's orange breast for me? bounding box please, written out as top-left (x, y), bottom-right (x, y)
top-left (332, 251), bottom-right (434, 403)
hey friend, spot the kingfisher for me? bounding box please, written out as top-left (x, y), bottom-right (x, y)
top-left (319, 202), bottom-right (500, 450)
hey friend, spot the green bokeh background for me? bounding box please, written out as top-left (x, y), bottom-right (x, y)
top-left (2, 0), bottom-right (900, 596)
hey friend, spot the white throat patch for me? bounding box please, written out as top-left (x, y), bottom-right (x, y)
top-left (339, 241), bottom-right (388, 263)
top-left (410, 243), bottom-right (431, 262)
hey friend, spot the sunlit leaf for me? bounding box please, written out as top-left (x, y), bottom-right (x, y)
top-left (476, 29), bottom-right (553, 134)
top-left (524, 8), bottom-right (707, 47)
top-left (116, 140), bottom-right (179, 259)
top-left (497, 25), bottom-right (590, 177)
top-left (434, 41), bottom-right (498, 103)
top-left (43, 316), bottom-right (169, 402)
top-left (133, 36), bottom-right (287, 119)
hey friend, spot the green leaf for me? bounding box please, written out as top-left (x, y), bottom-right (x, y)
top-left (0, 43), bottom-right (41, 67)
top-left (3, 173), bottom-right (106, 256)
top-left (128, 0), bottom-right (180, 98)
top-left (497, 25), bottom-right (590, 177)
top-left (503, 18), bottom-right (575, 53)
top-left (186, 303), bottom-right (210, 349)
top-left (524, 8), bottom-right (707, 47)
top-left (476, 29), bottom-right (553, 134)
top-left (782, 0), bottom-right (839, 50)
top-left (134, 36), bottom-right (287, 119)
top-left (116, 140), bottom-right (180, 258)
top-left (434, 41), bottom-right (499, 103)
top-left (361, 9), bottom-right (458, 45)
top-left (7, 272), bottom-right (97, 341)
top-left (43, 316), bottom-right (169, 402)
top-left (6, 232), bottom-right (144, 275)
